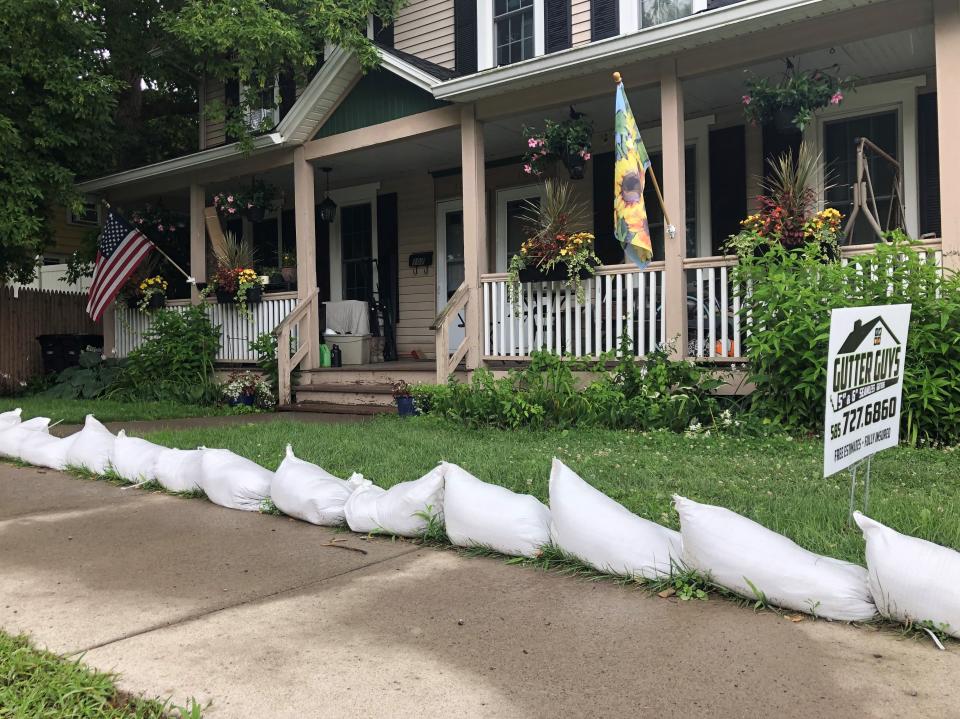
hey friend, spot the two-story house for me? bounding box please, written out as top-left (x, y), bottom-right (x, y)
top-left (76, 0), bottom-right (957, 409)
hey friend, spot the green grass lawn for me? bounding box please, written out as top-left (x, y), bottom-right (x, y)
top-left (143, 416), bottom-right (960, 565)
top-left (1, 397), bottom-right (233, 425)
top-left (0, 631), bottom-right (201, 718)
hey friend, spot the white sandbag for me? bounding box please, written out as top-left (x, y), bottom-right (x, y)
top-left (344, 465), bottom-right (444, 537)
top-left (0, 408), bottom-right (22, 429)
top-left (675, 496), bottom-right (875, 621)
top-left (855, 512), bottom-right (960, 638)
top-left (19, 432), bottom-right (78, 471)
top-left (550, 458), bottom-right (681, 578)
top-left (197, 448), bottom-right (272, 511)
top-left (0, 416), bottom-right (50, 458)
top-left (111, 430), bottom-right (165, 484)
top-left (270, 445), bottom-right (364, 526)
top-left (443, 462), bottom-right (550, 557)
top-left (63, 415), bottom-right (116, 474)
top-left (152, 447), bottom-right (205, 493)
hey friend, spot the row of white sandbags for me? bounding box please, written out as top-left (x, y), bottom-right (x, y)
top-left (3, 409), bottom-right (959, 635)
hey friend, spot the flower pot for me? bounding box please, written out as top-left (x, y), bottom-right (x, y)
top-left (246, 206), bottom-right (265, 223)
top-left (245, 286), bottom-right (263, 304)
top-left (125, 296), bottom-right (140, 309)
top-left (396, 396), bottom-right (416, 417)
top-left (147, 293), bottom-right (165, 310)
top-left (216, 289), bottom-right (236, 304)
top-left (772, 107), bottom-right (801, 134)
top-left (518, 262), bottom-right (596, 283)
top-left (563, 154), bottom-right (586, 180)
top-left (229, 394), bottom-right (255, 407)
top-left (280, 266), bottom-right (296, 283)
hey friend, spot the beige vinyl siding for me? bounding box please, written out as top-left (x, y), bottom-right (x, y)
top-left (394, 0), bottom-right (455, 70)
top-left (203, 82), bottom-right (227, 148)
top-left (48, 207), bottom-right (95, 257)
top-left (572, 0), bottom-right (591, 46)
top-left (382, 173), bottom-right (440, 357)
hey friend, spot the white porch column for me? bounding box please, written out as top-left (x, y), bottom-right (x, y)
top-left (660, 59), bottom-right (688, 358)
top-left (189, 183), bottom-right (205, 304)
top-left (935, 0), bottom-right (960, 268)
top-left (460, 103), bottom-right (487, 370)
top-left (293, 147), bottom-right (319, 367)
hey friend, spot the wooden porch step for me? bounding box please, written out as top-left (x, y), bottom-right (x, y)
top-left (293, 387), bottom-right (396, 407)
top-left (277, 402), bottom-right (393, 416)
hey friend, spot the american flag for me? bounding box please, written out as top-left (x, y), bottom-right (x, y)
top-left (86, 211), bottom-right (154, 321)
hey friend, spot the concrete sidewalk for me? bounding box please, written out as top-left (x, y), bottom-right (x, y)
top-left (1, 464), bottom-right (957, 718)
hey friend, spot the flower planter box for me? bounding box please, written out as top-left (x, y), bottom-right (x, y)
top-left (216, 289), bottom-right (236, 304)
top-left (216, 287), bottom-right (263, 305)
top-left (518, 264), bottom-right (596, 283)
top-left (125, 296), bottom-right (140, 309)
top-left (147, 293), bottom-right (165, 310)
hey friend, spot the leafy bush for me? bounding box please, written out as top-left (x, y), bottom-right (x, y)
top-left (111, 305), bottom-right (221, 404)
top-left (249, 332), bottom-right (278, 396)
top-left (737, 235), bottom-right (960, 445)
top-left (412, 339), bottom-right (728, 432)
top-left (40, 351), bottom-right (124, 400)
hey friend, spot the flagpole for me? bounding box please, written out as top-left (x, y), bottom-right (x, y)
top-left (100, 199), bottom-right (196, 284)
top-left (613, 72), bottom-right (675, 239)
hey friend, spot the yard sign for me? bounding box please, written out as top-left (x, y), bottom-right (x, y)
top-left (823, 304), bottom-right (911, 477)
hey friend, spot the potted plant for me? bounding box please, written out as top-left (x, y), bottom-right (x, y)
top-left (212, 191), bottom-right (243, 219)
top-left (242, 179), bottom-right (277, 222)
top-left (725, 144), bottom-right (843, 262)
top-left (221, 370), bottom-right (275, 408)
top-left (742, 62), bottom-right (854, 133)
top-left (393, 380), bottom-right (416, 417)
top-left (523, 108), bottom-right (593, 180)
top-left (129, 205), bottom-right (184, 242)
top-left (280, 251), bottom-right (297, 283)
top-left (136, 275), bottom-right (168, 311)
top-left (506, 179), bottom-right (600, 310)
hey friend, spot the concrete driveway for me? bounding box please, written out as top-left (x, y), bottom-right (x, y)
top-left (1, 463), bottom-right (957, 718)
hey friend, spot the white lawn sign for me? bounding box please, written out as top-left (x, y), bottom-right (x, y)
top-left (824, 304), bottom-right (911, 517)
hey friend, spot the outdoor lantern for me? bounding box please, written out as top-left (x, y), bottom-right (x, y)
top-left (318, 167), bottom-right (337, 223)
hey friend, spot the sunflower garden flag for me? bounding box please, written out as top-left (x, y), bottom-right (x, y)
top-left (614, 78), bottom-right (653, 268)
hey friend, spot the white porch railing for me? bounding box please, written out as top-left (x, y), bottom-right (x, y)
top-left (481, 240), bottom-right (943, 363)
top-left (481, 263), bottom-right (666, 360)
top-left (114, 291), bottom-right (299, 362)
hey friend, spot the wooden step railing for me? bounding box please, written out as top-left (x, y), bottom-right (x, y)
top-left (276, 288), bottom-right (320, 405)
top-left (430, 282), bottom-right (469, 384)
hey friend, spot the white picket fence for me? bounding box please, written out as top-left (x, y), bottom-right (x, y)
top-left (482, 240), bottom-right (944, 363)
top-left (481, 264), bottom-right (666, 359)
top-left (115, 292), bottom-right (298, 362)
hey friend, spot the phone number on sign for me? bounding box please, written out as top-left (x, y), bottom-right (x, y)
top-left (830, 397), bottom-right (897, 441)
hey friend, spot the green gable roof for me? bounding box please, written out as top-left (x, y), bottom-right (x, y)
top-left (316, 69), bottom-right (449, 138)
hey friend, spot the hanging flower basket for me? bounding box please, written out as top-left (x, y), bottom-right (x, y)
top-left (246, 206), bottom-right (266, 222)
top-left (523, 109), bottom-right (593, 180)
top-left (742, 62), bottom-right (854, 132)
top-left (773, 107), bottom-right (801, 134)
top-left (563, 153), bottom-right (587, 180)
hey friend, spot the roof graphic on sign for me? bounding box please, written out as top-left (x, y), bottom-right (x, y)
top-left (837, 316), bottom-right (901, 354)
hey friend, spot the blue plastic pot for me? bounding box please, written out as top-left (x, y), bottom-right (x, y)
top-left (396, 396), bottom-right (416, 417)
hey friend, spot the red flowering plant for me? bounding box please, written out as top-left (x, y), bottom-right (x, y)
top-left (726, 144), bottom-right (842, 261)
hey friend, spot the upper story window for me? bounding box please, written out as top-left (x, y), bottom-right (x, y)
top-left (67, 196), bottom-right (101, 227)
top-left (640, 0), bottom-right (695, 28)
top-left (242, 76), bottom-right (279, 131)
top-left (495, 0), bottom-right (535, 66)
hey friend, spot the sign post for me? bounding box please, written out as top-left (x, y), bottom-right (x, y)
top-left (823, 304), bottom-right (911, 520)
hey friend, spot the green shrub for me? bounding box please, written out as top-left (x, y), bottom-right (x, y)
top-left (412, 339), bottom-right (727, 432)
top-left (112, 305), bottom-right (221, 404)
top-left (40, 351), bottom-right (123, 400)
top-left (737, 235), bottom-right (960, 445)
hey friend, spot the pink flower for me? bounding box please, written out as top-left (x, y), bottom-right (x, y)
top-left (247, 203), bottom-right (253, 208)
top-left (527, 137), bottom-right (539, 148)
top-left (157, 224), bottom-right (164, 231)
top-left (523, 164), bottom-right (533, 175)
top-left (742, 95), bottom-right (752, 106)
top-left (228, 207), bottom-right (236, 214)
top-left (581, 151), bottom-right (591, 161)
top-left (830, 91), bottom-right (843, 105)
top-left (227, 195), bottom-right (234, 202)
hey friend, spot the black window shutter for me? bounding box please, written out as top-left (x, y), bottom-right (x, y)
top-left (709, 125), bottom-right (747, 255)
top-left (918, 92), bottom-right (941, 238)
top-left (592, 151), bottom-right (624, 265)
top-left (545, 0), bottom-right (572, 53)
top-left (278, 69), bottom-right (296, 120)
top-left (454, 0), bottom-right (478, 76)
top-left (376, 193), bottom-right (400, 327)
top-left (591, 0), bottom-right (618, 41)
top-left (372, 16), bottom-right (394, 47)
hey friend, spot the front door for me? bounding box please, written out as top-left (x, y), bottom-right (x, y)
top-left (436, 200), bottom-right (464, 352)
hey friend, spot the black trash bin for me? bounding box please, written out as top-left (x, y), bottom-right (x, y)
top-left (37, 335), bottom-right (67, 374)
top-left (79, 334), bottom-right (104, 351)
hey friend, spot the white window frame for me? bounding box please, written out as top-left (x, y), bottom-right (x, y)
top-left (67, 195), bottom-right (101, 227)
top-left (479, 0), bottom-right (545, 71)
top-left (805, 75), bottom-right (926, 239)
top-left (436, 198), bottom-right (465, 311)
top-left (328, 182), bottom-right (381, 301)
top-left (620, 0), bottom-right (707, 35)
top-left (495, 183), bottom-right (547, 271)
top-left (240, 76), bottom-right (280, 130)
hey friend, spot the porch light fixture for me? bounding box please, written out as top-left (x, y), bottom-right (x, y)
top-left (318, 167), bottom-right (337, 223)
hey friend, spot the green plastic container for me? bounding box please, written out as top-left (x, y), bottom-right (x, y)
top-left (319, 344), bottom-right (332, 368)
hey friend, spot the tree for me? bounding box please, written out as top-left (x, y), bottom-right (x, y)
top-left (0, 0), bottom-right (120, 283)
